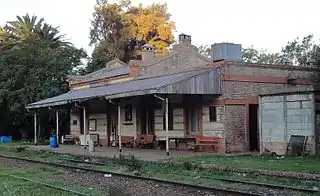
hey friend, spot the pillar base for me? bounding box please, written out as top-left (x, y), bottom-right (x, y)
top-left (119, 148), bottom-right (123, 153)
top-left (34, 143), bottom-right (38, 146)
top-left (166, 151), bottom-right (169, 156)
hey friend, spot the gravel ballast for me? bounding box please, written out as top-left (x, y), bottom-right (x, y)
top-left (0, 157), bottom-right (316, 196)
top-left (0, 158), bottom-right (215, 196)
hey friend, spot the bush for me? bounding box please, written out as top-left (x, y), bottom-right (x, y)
top-left (126, 155), bottom-right (143, 172)
top-left (15, 146), bottom-right (27, 152)
top-left (182, 161), bottom-right (193, 170)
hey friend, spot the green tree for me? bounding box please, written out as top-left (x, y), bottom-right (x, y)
top-left (0, 14), bottom-right (87, 139)
top-left (281, 35), bottom-right (320, 65)
top-left (198, 45), bottom-right (211, 59)
top-left (242, 46), bottom-right (282, 64)
top-left (88, 0), bottom-right (175, 73)
top-left (197, 44), bottom-right (282, 64)
top-left (78, 45), bottom-right (113, 75)
top-left (0, 14), bottom-right (70, 49)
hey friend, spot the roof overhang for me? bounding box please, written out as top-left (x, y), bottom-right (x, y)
top-left (26, 69), bottom-right (221, 109)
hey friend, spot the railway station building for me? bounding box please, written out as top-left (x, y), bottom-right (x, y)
top-left (26, 33), bottom-right (320, 155)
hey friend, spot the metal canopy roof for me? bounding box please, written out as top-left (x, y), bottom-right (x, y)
top-left (26, 69), bottom-right (220, 109)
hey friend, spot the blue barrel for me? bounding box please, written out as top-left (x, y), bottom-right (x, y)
top-left (50, 136), bottom-right (57, 148)
top-left (0, 136), bottom-right (12, 143)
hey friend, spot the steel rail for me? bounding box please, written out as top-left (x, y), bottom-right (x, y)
top-left (0, 154), bottom-right (258, 196)
top-left (64, 158), bottom-right (320, 194)
top-left (0, 171), bottom-right (89, 196)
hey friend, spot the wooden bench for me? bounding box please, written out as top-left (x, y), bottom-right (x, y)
top-left (135, 134), bottom-right (155, 148)
top-left (62, 135), bottom-right (79, 145)
top-left (116, 136), bottom-right (134, 148)
top-left (193, 136), bottom-right (220, 152)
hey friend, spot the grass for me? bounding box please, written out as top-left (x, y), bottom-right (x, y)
top-left (0, 176), bottom-right (77, 196)
top-left (0, 143), bottom-right (319, 194)
top-left (174, 155), bottom-right (320, 173)
top-left (1, 142), bottom-right (319, 173)
top-left (0, 166), bottom-right (104, 196)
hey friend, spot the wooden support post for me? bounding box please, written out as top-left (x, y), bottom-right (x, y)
top-left (34, 112), bottom-right (37, 145)
top-left (56, 110), bottom-right (59, 147)
top-left (118, 104), bottom-right (122, 152)
top-left (165, 98), bottom-right (169, 156)
top-left (146, 108), bottom-right (149, 134)
top-left (83, 106), bottom-right (87, 149)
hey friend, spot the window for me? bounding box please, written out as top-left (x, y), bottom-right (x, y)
top-left (163, 106), bottom-right (174, 130)
top-left (88, 119), bottom-right (97, 131)
top-left (209, 106), bottom-right (217, 122)
top-left (124, 104), bottom-right (133, 122)
top-left (72, 120), bottom-right (77, 125)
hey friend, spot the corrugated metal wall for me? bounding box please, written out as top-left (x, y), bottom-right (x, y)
top-left (260, 93), bottom-right (315, 154)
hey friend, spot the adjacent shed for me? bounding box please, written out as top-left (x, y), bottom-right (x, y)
top-left (259, 89), bottom-right (319, 155)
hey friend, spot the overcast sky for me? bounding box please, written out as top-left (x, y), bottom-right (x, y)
top-left (1, 0), bottom-right (319, 55)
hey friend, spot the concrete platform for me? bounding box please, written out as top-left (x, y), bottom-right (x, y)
top-left (28, 145), bottom-right (212, 161)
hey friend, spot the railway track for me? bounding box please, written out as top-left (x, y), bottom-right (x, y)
top-left (1, 154), bottom-right (319, 196)
top-left (65, 158), bottom-right (319, 193)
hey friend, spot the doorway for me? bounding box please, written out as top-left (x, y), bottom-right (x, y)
top-left (140, 107), bottom-right (155, 134)
top-left (107, 105), bottom-right (117, 146)
top-left (185, 106), bottom-right (201, 135)
top-left (79, 108), bottom-right (84, 134)
top-left (249, 104), bottom-right (259, 151)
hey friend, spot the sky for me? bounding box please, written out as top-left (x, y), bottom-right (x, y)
top-left (1, 0), bottom-right (319, 55)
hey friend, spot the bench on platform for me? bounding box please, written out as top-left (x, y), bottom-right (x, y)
top-left (135, 134), bottom-right (155, 148)
top-left (116, 136), bottom-right (134, 148)
top-left (193, 136), bottom-right (220, 152)
top-left (62, 135), bottom-right (79, 145)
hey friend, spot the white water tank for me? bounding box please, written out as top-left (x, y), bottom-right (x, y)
top-left (211, 43), bottom-right (242, 62)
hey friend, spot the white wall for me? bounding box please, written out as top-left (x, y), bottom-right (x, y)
top-left (202, 105), bottom-right (226, 138)
top-left (154, 108), bottom-right (184, 139)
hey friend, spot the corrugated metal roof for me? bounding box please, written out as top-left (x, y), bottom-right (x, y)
top-left (80, 67), bottom-right (129, 83)
top-left (26, 69), bottom-right (218, 109)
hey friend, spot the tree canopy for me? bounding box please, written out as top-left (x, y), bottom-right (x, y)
top-left (0, 14), bottom-right (87, 138)
top-left (87, 0), bottom-right (175, 73)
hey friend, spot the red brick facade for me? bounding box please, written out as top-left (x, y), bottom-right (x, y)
top-left (214, 62), bottom-right (317, 153)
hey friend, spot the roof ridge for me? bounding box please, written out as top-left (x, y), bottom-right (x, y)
top-left (137, 43), bottom-right (201, 67)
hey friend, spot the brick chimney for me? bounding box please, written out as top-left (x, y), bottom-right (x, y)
top-left (178, 33), bottom-right (191, 44)
top-left (129, 63), bottom-right (139, 77)
top-left (141, 44), bottom-right (154, 61)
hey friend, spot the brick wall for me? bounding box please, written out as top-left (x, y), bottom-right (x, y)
top-left (220, 63), bottom-right (316, 78)
top-left (138, 47), bottom-right (210, 77)
top-left (219, 64), bottom-right (315, 99)
top-left (225, 105), bottom-right (247, 153)
top-left (217, 63), bottom-right (315, 153)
